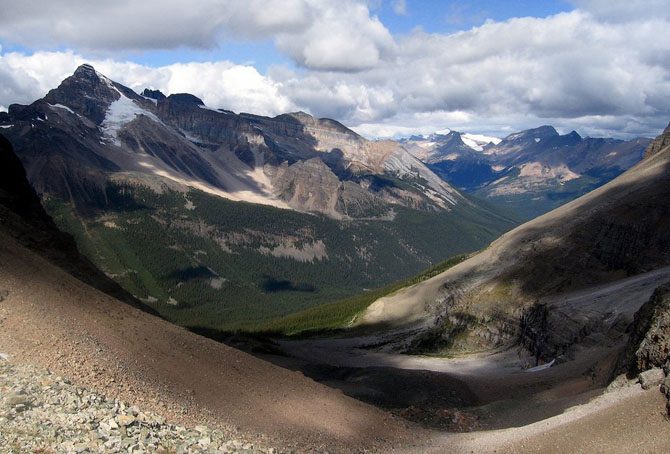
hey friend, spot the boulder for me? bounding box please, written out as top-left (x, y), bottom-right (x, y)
top-left (639, 368), bottom-right (666, 390)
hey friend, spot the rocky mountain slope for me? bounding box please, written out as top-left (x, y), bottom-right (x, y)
top-left (404, 126), bottom-right (649, 220)
top-left (0, 65), bottom-right (516, 330)
top-left (360, 121), bottom-right (670, 361)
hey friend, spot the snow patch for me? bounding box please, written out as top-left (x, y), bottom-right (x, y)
top-left (535, 138), bottom-right (541, 143)
top-left (463, 133), bottom-right (502, 145)
top-left (492, 165), bottom-right (506, 172)
top-left (461, 136), bottom-right (483, 151)
top-left (49, 103), bottom-right (75, 115)
top-left (0, 125), bottom-right (13, 129)
top-left (526, 359), bottom-right (555, 372)
top-left (461, 133), bottom-right (502, 151)
top-left (198, 104), bottom-right (221, 113)
top-left (101, 92), bottom-right (162, 146)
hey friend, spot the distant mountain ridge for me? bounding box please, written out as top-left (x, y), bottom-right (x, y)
top-left (404, 125), bottom-right (650, 219)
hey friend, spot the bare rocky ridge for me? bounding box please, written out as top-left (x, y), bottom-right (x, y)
top-left (646, 122), bottom-right (670, 159)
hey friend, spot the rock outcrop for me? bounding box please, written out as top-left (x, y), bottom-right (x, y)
top-left (645, 122), bottom-right (670, 159)
top-left (620, 285), bottom-right (670, 375)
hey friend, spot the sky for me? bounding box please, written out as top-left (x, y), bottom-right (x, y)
top-left (0, 0), bottom-right (669, 139)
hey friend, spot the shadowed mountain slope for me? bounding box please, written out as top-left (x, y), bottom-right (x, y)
top-left (0, 134), bottom-right (154, 313)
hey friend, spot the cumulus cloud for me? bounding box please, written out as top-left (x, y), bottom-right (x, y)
top-left (275, 2), bottom-right (395, 71)
top-left (0, 0), bottom-right (394, 72)
top-left (1, 1), bottom-right (669, 139)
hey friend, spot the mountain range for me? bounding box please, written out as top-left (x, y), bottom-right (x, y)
top-left (0, 64), bottom-right (516, 330)
top-left (403, 127), bottom-right (650, 219)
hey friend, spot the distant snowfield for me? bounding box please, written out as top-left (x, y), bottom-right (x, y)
top-left (462, 133), bottom-right (502, 151)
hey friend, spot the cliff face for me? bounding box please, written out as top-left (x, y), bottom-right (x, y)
top-left (0, 134), bottom-right (156, 314)
top-left (620, 285), bottom-right (670, 375)
top-left (645, 122), bottom-right (670, 159)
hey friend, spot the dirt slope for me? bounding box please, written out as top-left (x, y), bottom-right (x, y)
top-left (0, 230), bottom-right (418, 452)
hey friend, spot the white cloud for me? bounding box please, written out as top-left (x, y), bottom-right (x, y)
top-left (1, 2), bottom-right (669, 139)
top-left (272, 10), bottom-right (670, 138)
top-left (0, 0), bottom-right (395, 72)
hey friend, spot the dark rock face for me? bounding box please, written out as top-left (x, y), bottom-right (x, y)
top-left (141, 88), bottom-right (166, 101)
top-left (0, 134), bottom-right (53, 226)
top-left (166, 93), bottom-right (205, 107)
top-left (620, 285), bottom-right (670, 375)
top-left (0, 134), bottom-right (157, 315)
top-left (645, 122), bottom-right (670, 159)
top-left (41, 64), bottom-right (120, 124)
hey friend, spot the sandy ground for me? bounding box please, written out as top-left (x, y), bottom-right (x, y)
top-left (0, 230), bottom-right (420, 452)
top-left (423, 384), bottom-right (670, 453)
